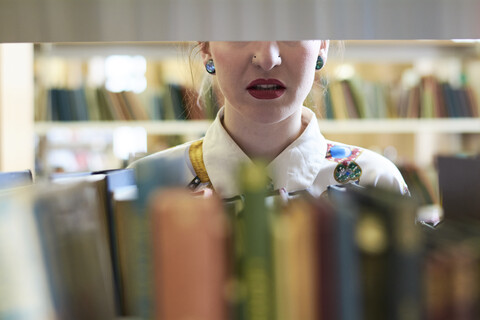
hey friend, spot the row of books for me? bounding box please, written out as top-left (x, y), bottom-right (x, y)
top-left (36, 76), bottom-right (479, 124)
top-left (35, 84), bottom-right (221, 122)
top-left (1, 156), bottom-right (478, 319)
top-left (320, 76), bottom-right (479, 119)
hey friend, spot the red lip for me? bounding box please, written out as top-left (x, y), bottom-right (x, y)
top-left (246, 78), bottom-right (286, 100)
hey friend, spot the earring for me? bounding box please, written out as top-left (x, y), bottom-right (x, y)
top-left (315, 56), bottom-right (324, 70)
top-left (205, 59), bottom-right (215, 74)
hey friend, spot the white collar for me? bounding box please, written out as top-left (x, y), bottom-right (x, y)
top-left (202, 107), bottom-right (327, 198)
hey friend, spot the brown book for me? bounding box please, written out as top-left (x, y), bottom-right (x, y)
top-left (448, 244), bottom-right (479, 319)
top-left (105, 90), bottom-right (129, 120)
top-left (465, 86), bottom-right (479, 117)
top-left (424, 249), bottom-right (455, 320)
top-left (329, 81), bottom-right (349, 119)
top-left (122, 91), bottom-right (151, 120)
top-left (272, 197), bottom-right (320, 320)
top-left (283, 199), bottom-right (319, 320)
top-left (341, 80), bottom-right (360, 119)
top-left (314, 198), bottom-right (340, 320)
top-left (407, 86), bottom-right (421, 118)
top-left (150, 189), bottom-right (229, 320)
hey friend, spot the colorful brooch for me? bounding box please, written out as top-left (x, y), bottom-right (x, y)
top-left (326, 144), bottom-right (363, 183)
top-left (334, 160), bottom-right (362, 183)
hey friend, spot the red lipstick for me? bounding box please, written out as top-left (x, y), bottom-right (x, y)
top-left (246, 79), bottom-right (286, 99)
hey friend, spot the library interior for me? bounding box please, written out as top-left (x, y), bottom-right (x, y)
top-left (1, 1), bottom-right (480, 319)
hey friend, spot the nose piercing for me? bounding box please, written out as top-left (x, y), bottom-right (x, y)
top-left (252, 55), bottom-right (281, 62)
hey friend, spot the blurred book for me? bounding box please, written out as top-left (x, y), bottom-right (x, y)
top-left (437, 155), bottom-right (480, 222)
top-left (0, 186), bottom-right (55, 320)
top-left (0, 169), bottom-right (33, 190)
top-left (34, 180), bottom-right (116, 320)
top-left (150, 188), bottom-right (228, 320)
top-left (328, 183), bottom-right (424, 320)
top-left (50, 168), bottom-right (136, 316)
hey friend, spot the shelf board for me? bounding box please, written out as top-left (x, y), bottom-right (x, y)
top-left (35, 118), bottom-right (480, 136)
top-left (318, 118), bottom-right (480, 134)
top-left (34, 120), bottom-right (212, 136)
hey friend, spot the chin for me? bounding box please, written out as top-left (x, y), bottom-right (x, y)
top-left (247, 106), bottom-right (297, 125)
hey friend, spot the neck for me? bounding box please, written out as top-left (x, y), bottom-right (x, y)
top-left (222, 107), bottom-right (308, 162)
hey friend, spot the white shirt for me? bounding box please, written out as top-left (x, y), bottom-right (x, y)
top-left (130, 107), bottom-right (408, 199)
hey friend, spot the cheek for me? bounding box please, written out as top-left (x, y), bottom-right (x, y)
top-left (211, 49), bottom-right (229, 66)
top-left (295, 53), bottom-right (317, 84)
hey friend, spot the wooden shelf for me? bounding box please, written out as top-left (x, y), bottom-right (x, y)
top-left (318, 118), bottom-right (480, 134)
top-left (35, 118), bottom-right (480, 136)
top-left (35, 120), bottom-right (212, 136)
top-left (1, 0), bottom-right (479, 41)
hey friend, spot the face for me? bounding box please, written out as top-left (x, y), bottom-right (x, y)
top-left (202, 41), bottom-right (328, 125)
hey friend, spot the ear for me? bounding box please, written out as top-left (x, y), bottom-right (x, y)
top-left (319, 40), bottom-right (330, 65)
top-left (198, 41), bottom-right (212, 65)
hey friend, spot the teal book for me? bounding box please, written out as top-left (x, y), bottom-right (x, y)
top-left (70, 88), bottom-right (90, 121)
top-left (131, 156), bottom-right (186, 319)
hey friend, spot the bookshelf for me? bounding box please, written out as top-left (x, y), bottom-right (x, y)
top-left (29, 40), bottom-right (480, 175)
top-left (0, 3), bottom-right (479, 319)
top-left (35, 117), bottom-right (480, 136)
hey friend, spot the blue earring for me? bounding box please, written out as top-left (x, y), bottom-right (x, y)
top-left (206, 59), bottom-right (216, 74)
top-left (315, 56), bottom-right (324, 70)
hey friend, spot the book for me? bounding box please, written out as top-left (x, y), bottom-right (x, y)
top-left (70, 88), bottom-right (90, 121)
top-left (0, 186), bottom-right (55, 320)
top-left (112, 185), bottom-right (139, 316)
top-left (106, 90), bottom-right (131, 120)
top-left (34, 180), bottom-right (116, 320)
top-left (329, 81), bottom-right (349, 119)
top-left (131, 155), bottom-right (187, 319)
top-left (237, 160), bottom-right (274, 320)
top-left (325, 186), bottom-right (361, 320)
top-left (150, 189), bottom-right (229, 320)
top-left (278, 198), bottom-right (319, 320)
top-left (95, 87), bottom-right (115, 121)
top-left (328, 184), bottom-right (423, 320)
top-left (50, 168), bottom-right (136, 315)
top-left (341, 80), bottom-right (360, 119)
top-left (122, 91), bottom-right (151, 120)
top-left (437, 155), bottom-right (480, 222)
top-left (84, 86), bottom-right (102, 121)
top-left (0, 169), bottom-right (33, 189)
top-left (168, 83), bottom-right (188, 120)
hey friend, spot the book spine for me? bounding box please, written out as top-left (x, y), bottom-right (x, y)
top-left (238, 161), bottom-right (274, 320)
top-left (150, 189), bottom-right (228, 320)
top-left (0, 189), bottom-right (55, 320)
top-left (131, 156), bottom-right (186, 319)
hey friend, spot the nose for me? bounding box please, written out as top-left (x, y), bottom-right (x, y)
top-left (251, 42), bottom-right (281, 71)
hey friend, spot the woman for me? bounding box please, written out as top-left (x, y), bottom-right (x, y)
top-left (130, 41), bottom-right (408, 198)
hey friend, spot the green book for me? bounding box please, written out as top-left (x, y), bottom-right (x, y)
top-left (237, 160), bottom-right (274, 320)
